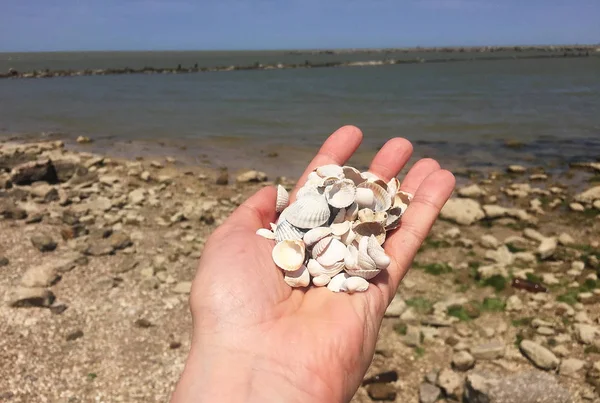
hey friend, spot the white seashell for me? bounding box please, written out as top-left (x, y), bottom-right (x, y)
top-left (307, 259), bottom-right (325, 276)
top-left (275, 219), bottom-right (306, 242)
top-left (303, 227), bottom-right (332, 247)
top-left (344, 244), bottom-right (359, 270)
top-left (320, 176), bottom-right (340, 188)
top-left (312, 274), bottom-right (331, 287)
top-left (256, 228), bottom-right (276, 240)
top-left (342, 166), bottom-right (366, 185)
top-left (270, 222), bottom-right (278, 232)
top-left (327, 272), bottom-right (350, 292)
top-left (357, 247), bottom-right (377, 271)
top-left (283, 265), bottom-right (310, 288)
top-left (306, 171), bottom-right (323, 185)
top-left (387, 177), bottom-right (400, 197)
top-left (296, 184), bottom-right (322, 200)
top-left (324, 179), bottom-right (356, 208)
top-left (311, 236), bottom-right (333, 258)
top-left (341, 276), bottom-right (370, 293)
top-left (320, 260), bottom-right (346, 277)
top-left (367, 235), bottom-right (391, 270)
top-left (362, 171), bottom-right (382, 182)
top-left (316, 164), bottom-right (344, 178)
top-left (315, 238), bottom-right (347, 267)
top-left (345, 266), bottom-right (381, 280)
top-left (355, 187), bottom-right (374, 209)
top-left (357, 182), bottom-right (391, 212)
top-left (308, 258), bottom-right (345, 277)
top-left (353, 221), bottom-right (386, 245)
top-left (276, 185), bottom-right (289, 213)
top-left (272, 240), bottom-right (306, 272)
top-left (384, 206), bottom-right (403, 231)
top-left (330, 221), bottom-right (352, 236)
top-left (344, 202), bottom-right (359, 221)
top-left (285, 195), bottom-right (331, 229)
top-left (340, 228), bottom-right (357, 245)
top-left (393, 190), bottom-right (412, 211)
top-left (357, 208), bottom-right (388, 225)
top-left (332, 208), bottom-right (347, 224)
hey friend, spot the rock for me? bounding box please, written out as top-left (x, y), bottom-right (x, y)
top-left (560, 359), bottom-right (586, 377)
top-left (482, 204), bottom-right (508, 219)
top-left (458, 184), bottom-right (487, 198)
top-left (0, 174), bottom-right (12, 189)
top-left (480, 235), bottom-right (500, 249)
top-left (76, 135), bottom-right (92, 144)
top-left (404, 326), bottom-right (421, 347)
top-left (173, 281), bottom-right (192, 294)
top-left (385, 295), bottom-right (407, 317)
top-left (30, 183), bottom-right (59, 202)
top-left (575, 324), bottom-right (599, 344)
top-left (542, 273), bottom-right (560, 285)
top-left (558, 233), bottom-right (575, 246)
top-left (470, 341), bottom-right (505, 360)
top-left (89, 196), bottom-right (112, 213)
top-left (452, 351), bottom-right (475, 371)
top-left (10, 159), bottom-right (57, 185)
top-left (215, 170), bottom-right (228, 185)
top-left (485, 245), bottom-right (514, 265)
top-left (419, 383), bottom-right (441, 403)
top-left (60, 224), bottom-right (88, 240)
top-left (66, 329), bottom-right (84, 341)
top-left (519, 340), bottom-right (559, 370)
top-left (507, 165), bottom-right (526, 173)
top-left (128, 188), bottom-right (146, 205)
top-left (109, 232), bottom-right (132, 250)
top-left (85, 243), bottom-right (114, 256)
top-left (21, 264), bottom-right (60, 287)
top-left (400, 307), bottom-right (418, 323)
top-left (575, 186), bottom-right (600, 204)
top-left (513, 251), bottom-right (536, 263)
top-left (0, 201), bottom-right (27, 219)
top-left (366, 384), bottom-right (396, 401)
top-left (569, 202), bottom-right (585, 212)
top-left (537, 237), bottom-right (558, 260)
top-left (8, 287), bottom-right (55, 307)
top-left (440, 198), bottom-right (485, 225)
top-left (444, 227), bottom-right (461, 239)
top-left (30, 233), bottom-right (57, 252)
top-left (587, 361), bottom-right (600, 390)
top-left (236, 170), bottom-right (267, 183)
top-left (0, 256), bottom-right (9, 266)
top-left (594, 200), bottom-right (600, 210)
top-left (523, 228), bottom-right (545, 242)
top-left (53, 158), bottom-right (87, 182)
top-left (437, 369), bottom-right (463, 398)
top-left (477, 264), bottom-right (508, 279)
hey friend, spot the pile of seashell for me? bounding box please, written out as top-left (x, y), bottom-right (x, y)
top-left (256, 164), bottom-right (412, 294)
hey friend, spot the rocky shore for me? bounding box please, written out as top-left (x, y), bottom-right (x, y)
top-left (2, 50), bottom-right (597, 80)
top-left (1, 139), bottom-right (599, 402)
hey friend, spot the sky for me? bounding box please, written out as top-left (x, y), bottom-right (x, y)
top-left (1, 0), bottom-right (599, 52)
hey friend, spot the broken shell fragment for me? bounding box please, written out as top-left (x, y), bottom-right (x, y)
top-left (256, 228), bottom-right (276, 240)
top-left (358, 208), bottom-right (388, 225)
top-left (316, 164), bottom-right (344, 178)
top-left (284, 265), bottom-right (310, 288)
top-left (303, 227), bottom-right (333, 247)
top-left (353, 221), bottom-right (386, 245)
top-left (357, 182), bottom-right (392, 212)
top-left (327, 272), bottom-right (350, 292)
top-left (272, 240), bottom-right (306, 272)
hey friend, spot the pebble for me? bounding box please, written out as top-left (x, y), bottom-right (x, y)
top-left (173, 281), bottom-right (192, 294)
top-left (558, 232), bottom-right (575, 246)
top-left (470, 341), bottom-right (505, 360)
top-left (480, 234), bottom-right (500, 249)
top-left (523, 228), bottom-right (546, 242)
top-left (569, 202), bottom-right (585, 212)
top-left (404, 326), bottom-right (421, 347)
top-left (440, 198), bottom-right (485, 226)
top-left (20, 263), bottom-right (60, 288)
top-left (8, 287), bottom-right (55, 307)
top-left (560, 359), bottom-right (586, 377)
top-left (419, 383), bottom-right (441, 403)
top-left (507, 165), bottom-right (526, 173)
top-left (457, 184), bottom-right (487, 198)
top-left (452, 351), bottom-right (475, 371)
top-left (0, 256), bottom-right (9, 266)
top-left (537, 237), bottom-right (558, 260)
top-left (575, 324), bottom-right (599, 344)
top-left (30, 233), bottom-right (57, 252)
top-left (65, 329), bottom-right (84, 341)
top-left (236, 170), bottom-right (267, 183)
top-left (437, 369), bottom-right (463, 398)
top-left (366, 384), bottom-right (396, 401)
top-left (519, 340), bottom-right (559, 370)
top-left (444, 227), bottom-right (461, 239)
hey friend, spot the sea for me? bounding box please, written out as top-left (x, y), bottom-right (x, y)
top-left (1, 50), bottom-right (599, 180)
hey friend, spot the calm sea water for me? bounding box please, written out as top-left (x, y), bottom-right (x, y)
top-left (1, 51), bottom-right (599, 179)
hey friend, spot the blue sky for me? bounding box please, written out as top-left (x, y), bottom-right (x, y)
top-left (1, 0), bottom-right (599, 52)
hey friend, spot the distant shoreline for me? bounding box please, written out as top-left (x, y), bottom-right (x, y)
top-left (2, 48), bottom-right (598, 80)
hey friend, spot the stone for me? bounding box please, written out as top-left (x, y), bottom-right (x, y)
top-left (458, 184), bottom-right (487, 198)
top-left (470, 341), bottom-right (505, 360)
top-left (30, 233), bottom-right (57, 252)
top-left (452, 351), bottom-right (475, 371)
top-left (404, 326), bottom-right (421, 347)
top-left (215, 170), bottom-right (228, 185)
top-left (21, 264), bottom-right (60, 287)
top-left (440, 198), bottom-right (485, 225)
top-left (30, 183), bottom-right (59, 202)
top-left (507, 165), bottom-right (526, 173)
top-left (575, 324), bottom-right (599, 345)
top-left (569, 202), bottom-right (585, 212)
top-left (85, 243), bottom-right (114, 256)
top-left (480, 235), bottom-right (500, 249)
top-left (10, 159), bottom-right (57, 185)
top-left (536, 326), bottom-right (555, 336)
top-left (519, 340), bottom-right (559, 370)
top-left (384, 295), bottom-right (407, 317)
top-left (109, 232), bottom-right (132, 250)
top-left (0, 174), bottom-right (12, 189)
top-left (400, 307), bottom-right (418, 323)
top-left (575, 186), bottom-right (600, 204)
top-left (128, 188), bottom-right (146, 205)
top-left (437, 369), bottom-right (463, 398)
top-left (537, 237), bottom-right (557, 260)
top-left (66, 329), bottom-right (84, 341)
top-left (90, 196), bottom-right (112, 213)
top-left (505, 295), bottom-right (523, 312)
top-left (53, 158), bottom-right (87, 182)
top-left (444, 227), bottom-right (462, 239)
top-left (76, 135), bottom-right (92, 144)
top-left (587, 361), bottom-right (600, 390)
top-left (236, 170), bottom-right (267, 183)
top-left (366, 384), bottom-right (396, 401)
top-left (0, 256), bottom-right (9, 266)
top-left (557, 233), bottom-right (575, 246)
top-left (173, 281), bottom-right (192, 294)
top-left (0, 201), bottom-right (27, 219)
top-left (560, 359), bottom-right (586, 377)
top-left (542, 273), bottom-right (560, 285)
top-left (477, 264), bottom-right (508, 279)
top-left (594, 200), bottom-right (600, 210)
top-left (8, 287), bottom-right (55, 307)
top-left (523, 228), bottom-right (545, 242)
top-left (485, 245), bottom-right (514, 265)
top-left (419, 383), bottom-right (441, 403)
top-left (482, 204), bottom-right (508, 219)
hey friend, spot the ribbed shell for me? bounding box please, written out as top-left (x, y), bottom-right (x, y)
top-left (324, 179), bottom-right (356, 209)
top-left (353, 221), bottom-right (386, 245)
top-left (285, 194), bottom-right (331, 229)
top-left (275, 219), bottom-right (306, 242)
top-left (311, 236), bottom-right (333, 258)
top-left (316, 164), bottom-right (344, 178)
top-left (303, 227), bottom-right (333, 247)
top-left (276, 185), bottom-right (289, 213)
top-left (367, 235), bottom-right (391, 270)
top-left (342, 166), bottom-right (366, 186)
top-left (315, 238), bottom-right (346, 267)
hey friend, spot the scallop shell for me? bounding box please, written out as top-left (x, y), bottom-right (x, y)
top-left (330, 221), bottom-right (352, 236)
top-left (311, 236), bottom-right (333, 258)
top-left (367, 235), bottom-right (391, 270)
top-left (316, 164), bottom-right (344, 178)
top-left (342, 166), bottom-right (366, 185)
top-left (327, 272), bottom-right (350, 292)
top-left (283, 265), bottom-right (310, 288)
top-left (272, 240), bottom-right (306, 272)
top-left (357, 208), bottom-right (388, 225)
top-left (306, 171), bottom-right (323, 185)
top-left (320, 176), bottom-right (340, 188)
top-left (307, 258), bottom-right (344, 277)
top-left (357, 182), bottom-right (392, 212)
top-left (303, 227), bottom-right (332, 247)
top-left (344, 244), bottom-right (359, 269)
top-left (312, 274), bottom-right (331, 287)
top-left (353, 221), bottom-right (386, 245)
top-left (275, 219), bottom-right (306, 242)
top-left (324, 179), bottom-right (356, 208)
top-left (256, 228), bottom-right (276, 240)
top-left (285, 194), bottom-right (331, 229)
top-left (315, 238), bottom-right (347, 267)
top-left (296, 184), bottom-right (322, 200)
top-left (276, 185), bottom-right (289, 213)
top-left (341, 276), bottom-right (369, 293)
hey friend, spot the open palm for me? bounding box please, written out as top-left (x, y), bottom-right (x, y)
top-left (171, 126), bottom-right (455, 403)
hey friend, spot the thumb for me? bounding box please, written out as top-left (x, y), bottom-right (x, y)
top-left (224, 186), bottom-right (278, 232)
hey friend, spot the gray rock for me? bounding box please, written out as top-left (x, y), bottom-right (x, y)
top-left (519, 340), bottom-right (559, 370)
top-left (437, 369), bottom-right (463, 398)
top-left (109, 232), bottom-right (132, 251)
top-left (458, 184), bottom-right (487, 198)
top-left (31, 233), bottom-right (57, 252)
top-left (560, 358), bottom-right (586, 377)
top-left (30, 183), bottom-right (59, 202)
top-left (470, 341), bottom-right (505, 360)
top-left (404, 326), bottom-right (421, 347)
top-left (480, 234), bottom-right (500, 249)
top-left (21, 263), bottom-right (60, 287)
top-left (236, 170), bottom-right (267, 183)
top-left (8, 287), bottom-right (55, 307)
top-left (10, 158), bottom-right (57, 185)
top-left (575, 185), bottom-right (600, 204)
top-left (440, 198), bottom-right (485, 225)
top-left (384, 294), bottom-right (407, 317)
top-left (452, 351), bottom-right (475, 371)
top-left (0, 201), bottom-right (27, 219)
top-left (537, 237), bottom-right (558, 260)
top-left (419, 383), bottom-right (441, 403)
top-left (0, 256), bottom-right (8, 266)
top-left (575, 324), bottom-right (599, 345)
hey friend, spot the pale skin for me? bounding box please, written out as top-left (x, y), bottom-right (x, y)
top-left (169, 126), bottom-right (456, 403)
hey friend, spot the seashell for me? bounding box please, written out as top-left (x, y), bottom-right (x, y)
top-left (372, 179), bottom-right (388, 190)
top-left (357, 182), bottom-right (392, 212)
top-left (340, 228), bottom-right (357, 245)
top-left (327, 272), bottom-right (350, 292)
top-left (342, 166), bottom-right (366, 185)
top-left (272, 240), bottom-right (306, 272)
top-left (303, 227), bottom-right (332, 247)
top-left (285, 195), bottom-right (331, 229)
top-left (296, 184), bottom-right (322, 200)
top-left (320, 176), bottom-right (340, 188)
top-left (353, 221), bottom-right (386, 245)
top-left (306, 171), bottom-right (323, 185)
top-left (307, 259), bottom-right (325, 276)
top-left (341, 276), bottom-right (370, 293)
top-left (270, 222), bottom-right (278, 232)
top-left (387, 177), bottom-right (400, 197)
top-left (275, 219), bottom-right (306, 242)
top-left (355, 187), bottom-right (374, 209)
top-left (312, 274), bottom-right (331, 287)
top-left (330, 221), bottom-right (352, 236)
top-left (357, 208), bottom-right (388, 225)
top-left (384, 206), bottom-right (403, 231)
top-left (308, 258), bottom-right (344, 277)
top-left (345, 266), bottom-right (381, 280)
top-left (256, 228), bottom-right (276, 240)
top-left (283, 265), bottom-right (310, 288)
top-left (344, 202), bottom-right (359, 221)
top-left (362, 171), bottom-right (382, 182)
top-left (332, 208), bottom-right (347, 224)
top-left (324, 179), bottom-right (356, 209)
top-left (311, 236), bottom-right (333, 258)
top-left (357, 247), bottom-right (377, 272)
top-left (393, 190), bottom-right (412, 212)
top-left (367, 235), bottom-right (391, 270)
top-left (276, 185), bottom-right (289, 213)
top-left (315, 238), bottom-right (347, 267)
top-left (316, 164), bottom-right (344, 178)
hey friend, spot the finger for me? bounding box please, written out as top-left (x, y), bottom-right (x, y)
top-left (223, 186), bottom-right (277, 231)
top-left (290, 125), bottom-right (363, 201)
top-left (399, 158), bottom-right (441, 195)
top-left (367, 137), bottom-right (413, 181)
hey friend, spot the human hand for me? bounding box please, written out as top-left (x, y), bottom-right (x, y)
top-left (170, 126), bottom-right (456, 403)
